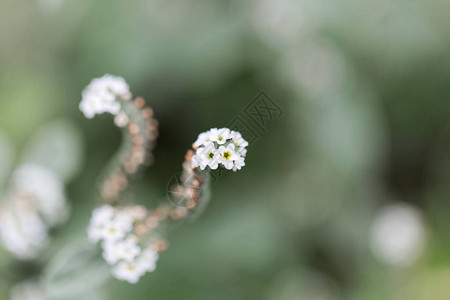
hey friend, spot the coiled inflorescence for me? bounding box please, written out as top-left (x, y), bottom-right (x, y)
top-left (87, 205), bottom-right (162, 284)
top-left (192, 128), bottom-right (248, 171)
top-left (80, 74), bottom-right (158, 204)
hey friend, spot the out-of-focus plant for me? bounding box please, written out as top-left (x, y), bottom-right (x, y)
top-left (0, 119), bottom-right (84, 298)
top-left (80, 75), bottom-right (249, 284)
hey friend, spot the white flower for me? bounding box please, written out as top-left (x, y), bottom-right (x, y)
top-left (87, 205), bottom-right (134, 243)
top-left (112, 261), bottom-right (145, 284)
top-left (208, 128), bottom-right (231, 145)
top-left (11, 164), bottom-right (68, 226)
top-left (231, 131), bottom-right (249, 148)
top-left (218, 144), bottom-right (237, 170)
top-left (87, 205), bottom-right (115, 243)
top-left (100, 220), bottom-right (128, 242)
top-left (191, 154), bottom-right (207, 170)
top-left (232, 156), bottom-right (246, 172)
top-left (111, 248), bottom-right (159, 283)
top-left (193, 132), bottom-right (210, 147)
top-left (192, 143), bottom-right (220, 170)
top-left (102, 241), bottom-right (121, 265)
top-left (102, 239), bottom-right (140, 265)
top-left (79, 74), bottom-right (130, 119)
top-left (114, 212), bottom-right (134, 233)
top-left (0, 203), bottom-right (48, 259)
top-left (91, 205), bottom-right (115, 225)
top-left (116, 239), bottom-right (141, 262)
top-left (137, 249), bottom-right (159, 273)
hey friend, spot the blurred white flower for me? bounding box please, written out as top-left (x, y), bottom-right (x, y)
top-left (87, 205), bottom-right (134, 243)
top-left (79, 74), bottom-right (130, 119)
top-left (100, 220), bottom-right (129, 242)
top-left (88, 204), bottom-right (160, 283)
top-left (10, 164), bottom-right (69, 226)
top-left (113, 212), bottom-right (134, 233)
top-left (370, 202), bottom-right (426, 267)
top-left (91, 205), bottom-right (115, 225)
top-left (102, 241), bottom-right (121, 265)
top-left (137, 249), bottom-right (159, 273)
top-left (0, 163), bottom-right (69, 259)
top-left (0, 206), bottom-right (48, 260)
top-left (191, 128), bottom-right (248, 172)
top-left (111, 248), bottom-right (159, 284)
top-left (103, 239), bottom-right (140, 265)
top-left (112, 261), bottom-right (144, 284)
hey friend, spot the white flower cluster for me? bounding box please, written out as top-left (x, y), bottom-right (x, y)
top-left (192, 128), bottom-right (248, 171)
top-left (79, 74), bottom-right (130, 119)
top-left (87, 205), bottom-right (159, 284)
top-left (0, 164), bottom-right (69, 259)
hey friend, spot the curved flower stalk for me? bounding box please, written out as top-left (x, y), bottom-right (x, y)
top-left (80, 75), bottom-right (158, 204)
top-left (81, 77), bottom-right (249, 284)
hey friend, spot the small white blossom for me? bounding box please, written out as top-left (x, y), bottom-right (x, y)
top-left (232, 156), bottom-right (246, 171)
top-left (100, 220), bottom-right (128, 242)
top-left (87, 205), bottom-right (115, 243)
top-left (102, 241), bottom-right (121, 265)
top-left (137, 249), bottom-right (159, 273)
top-left (114, 212), bottom-right (134, 233)
top-left (117, 239), bottom-right (141, 262)
top-left (208, 128), bottom-right (231, 145)
top-left (112, 261), bottom-right (144, 284)
top-left (102, 239), bottom-right (140, 265)
top-left (91, 205), bottom-right (115, 224)
top-left (192, 143), bottom-right (220, 170)
top-left (218, 144), bottom-right (237, 170)
top-left (79, 74), bottom-right (130, 119)
top-left (231, 131), bottom-right (249, 148)
top-left (87, 205), bottom-right (133, 243)
top-left (193, 132), bottom-right (210, 147)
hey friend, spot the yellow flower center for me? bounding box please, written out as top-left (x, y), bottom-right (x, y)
top-left (223, 151), bottom-right (231, 160)
top-left (127, 265), bottom-right (135, 271)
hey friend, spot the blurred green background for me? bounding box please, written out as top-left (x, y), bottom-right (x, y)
top-left (1, 0), bottom-right (450, 299)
